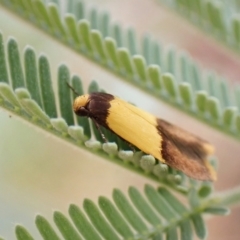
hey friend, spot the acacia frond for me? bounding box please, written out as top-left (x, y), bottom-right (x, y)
top-left (15, 184), bottom-right (230, 240)
top-left (1, 0), bottom-right (239, 139)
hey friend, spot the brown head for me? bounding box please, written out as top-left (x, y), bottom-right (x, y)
top-left (72, 92), bottom-right (114, 128)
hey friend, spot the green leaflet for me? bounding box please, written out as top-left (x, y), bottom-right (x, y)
top-left (15, 184), bottom-right (233, 240)
top-left (158, 0), bottom-right (240, 54)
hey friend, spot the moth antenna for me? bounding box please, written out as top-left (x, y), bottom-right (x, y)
top-left (66, 82), bottom-right (80, 96)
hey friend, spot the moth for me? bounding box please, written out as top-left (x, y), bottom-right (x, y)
top-left (72, 92), bottom-right (216, 181)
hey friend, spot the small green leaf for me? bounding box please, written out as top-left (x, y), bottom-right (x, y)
top-left (100, 11), bottom-right (110, 37)
top-left (113, 189), bottom-right (148, 233)
top-left (65, 14), bottom-right (81, 46)
top-left (144, 185), bottom-right (177, 221)
top-left (24, 47), bottom-right (42, 107)
top-left (15, 225), bottom-right (34, 240)
top-left (148, 65), bottom-right (162, 89)
top-left (74, 0), bottom-right (85, 20)
top-left (204, 206), bottom-right (230, 215)
top-left (91, 30), bottom-right (106, 61)
top-left (88, 80), bottom-right (99, 93)
top-left (219, 79), bottom-right (230, 107)
top-left (48, 3), bottom-right (66, 39)
top-left (69, 204), bottom-right (102, 240)
top-left (222, 106), bottom-right (237, 127)
top-left (128, 186), bottom-right (162, 226)
top-left (98, 196), bottom-right (134, 239)
top-left (117, 48), bottom-right (134, 76)
top-left (162, 73), bottom-right (177, 99)
top-left (180, 220), bottom-right (193, 240)
top-left (104, 37), bottom-right (119, 68)
top-left (54, 211), bottom-right (82, 240)
top-left (158, 187), bottom-right (188, 215)
top-left (112, 23), bottom-right (123, 47)
top-left (34, 0), bottom-right (52, 32)
top-left (179, 52), bottom-right (190, 82)
top-left (191, 214), bottom-right (207, 239)
top-left (23, 0), bottom-right (36, 19)
top-left (191, 63), bottom-right (202, 90)
top-left (152, 41), bottom-right (163, 66)
top-left (198, 183), bottom-right (213, 198)
top-left (196, 91), bottom-right (208, 113)
top-left (58, 64), bottom-right (74, 125)
top-left (67, 0), bottom-right (74, 13)
top-left (84, 199), bottom-right (120, 240)
top-left (0, 33), bottom-right (9, 83)
top-left (35, 215), bottom-right (61, 240)
top-left (188, 188), bottom-right (200, 208)
top-left (207, 72), bottom-right (218, 98)
top-left (38, 55), bottom-right (57, 118)
top-left (127, 28), bottom-right (137, 55)
top-left (133, 55), bottom-right (147, 82)
top-left (207, 96), bottom-right (221, 121)
top-left (8, 38), bottom-right (25, 89)
top-left (89, 7), bottom-right (98, 29)
top-left (142, 34), bottom-right (151, 64)
top-left (78, 20), bottom-right (93, 53)
top-left (165, 46), bottom-right (176, 75)
top-left (179, 82), bottom-right (193, 107)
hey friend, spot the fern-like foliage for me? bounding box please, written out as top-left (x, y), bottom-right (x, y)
top-left (0, 33), bottom-right (217, 194)
top-left (1, 0), bottom-right (240, 139)
top-left (15, 184), bottom-right (230, 240)
top-left (158, 0), bottom-right (240, 53)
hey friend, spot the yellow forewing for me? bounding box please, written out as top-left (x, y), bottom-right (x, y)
top-left (106, 98), bottom-right (164, 162)
top-left (73, 91), bottom-right (216, 181)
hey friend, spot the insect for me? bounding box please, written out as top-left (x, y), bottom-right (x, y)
top-left (72, 91), bottom-right (217, 181)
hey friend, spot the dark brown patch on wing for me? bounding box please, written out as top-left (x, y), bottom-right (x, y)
top-left (157, 119), bottom-right (215, 181)
top-left (87, 92), bottom-right (114, 128)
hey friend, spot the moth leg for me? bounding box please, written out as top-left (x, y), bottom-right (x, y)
top-left (92, 119), bottom-right (108, 143)
top-left (128, 142), bottom-right (136, 152)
